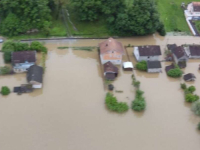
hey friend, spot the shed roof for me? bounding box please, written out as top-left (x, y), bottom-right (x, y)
top-left (189, 45), bottom-right (200, 56)
top-left (104, 61), bottom-right (118, 73)
top-left (172, 46), bottom-right (186, 59)
top-left (27, 65), bottom-right (43, 83)
top-left (183, 73), bottom-right (196, 81)
top-left (193, 2), bottom-right (200, 12)
top-left (99, 38), bottom-right (124, 55)
top-left (138, 45), bottom-right (161, 56)
top-left (167, 44), bottom-right (177, 51)
top-left (147, 61), bottom-right (162, 69)
top-left (165, 63), bottom-right (175, 72)
top-left (12, 51), bottom-right (36, 65)
top-left (123, 62), bottom-right (133, 68)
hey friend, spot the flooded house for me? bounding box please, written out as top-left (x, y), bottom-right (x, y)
top-left (12, 51), bottom-right (36, 73)
top-left (147, 61), bottom-right (162, 73)
top-left (123, 62), bottom-right (134, 71)
top-left (165, 63), bottom-right (175, 73)
top-left (184, 45), bottom-right (200, 59)
top-left (183, 73), bottom-right (196, 81)
top-left (171, 46), bottom-right (188, 65)
top-left (99, 38), bottom-right (124, 65)
top-left (103, 61), bottom-right (118, 80)
top-left (27, 65), bottom-right (43, 88)
top-left (133, 45), bottom-right (161, 62)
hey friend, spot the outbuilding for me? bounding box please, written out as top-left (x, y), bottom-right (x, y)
top-left (27, 65), bottom-right (43, 88)
top-left (123, 62), bottom-right (134, 71)
top-left (183, 73), bottom-right (196, 81)
top-left (103, 61), bottom-right (118, 80)
top-left (147, 61), bottom-right (162, 73)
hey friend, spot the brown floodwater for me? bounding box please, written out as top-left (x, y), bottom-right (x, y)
top-left (0, 34), bottom-right (200, 150)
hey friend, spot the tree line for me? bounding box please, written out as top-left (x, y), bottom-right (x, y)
top-left (72, 0), bottom-right (166, 36)
top-left (0, 0), bottom-right (166, 37)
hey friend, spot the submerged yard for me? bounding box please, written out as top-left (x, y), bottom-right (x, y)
top-left (0, 35), bottom-right (200, 150)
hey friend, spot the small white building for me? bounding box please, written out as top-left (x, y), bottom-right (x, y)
top-left (147, 61), bottom-right (162, 73)
top-left (123, 62), bottom-right (134, 71)
top-left (133, 45), bottom-right (161, 62)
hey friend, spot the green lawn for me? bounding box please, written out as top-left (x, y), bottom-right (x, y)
top-left (156, 0), bottom-right (200, 32)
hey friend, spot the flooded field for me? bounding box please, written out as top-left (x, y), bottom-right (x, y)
top-left (0, 34), bottom-right (200, 150)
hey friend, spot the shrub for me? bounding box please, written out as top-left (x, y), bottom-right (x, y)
top-left (188, 86), bottom-right (196, 93)
top-left (167, 68), bottom-right (183, 77)
top-left (132, 89), bottom-right (146, 111)
top-left (132, 98), bottom-right (146, 111)
top-left (136, 61), bottom-right (147, 71)
top-left (157, 22), bottom-right (166, 36)
top-left (14, 42), bottom-right (30, 51)
top-left (192, 101), bottom-right (200, 116)
top-left (3, 51), bottom-right (12, 63)
top-left (105, 93), bottom-right (129, 113)
top-left (180, 83), bottom-right (187, 90)
top-left (132, 75), bottom-right (140, 88)
top-left (1, 86), bottom-right (10, 95)
top-left (185, 93), bottom-right (199, 103)
top-left (30, 41), bottom-right (47, 53)
top-left (198, 122), bottom-right (200, 130)
top-left (0, 66), bottom-right (11, 75)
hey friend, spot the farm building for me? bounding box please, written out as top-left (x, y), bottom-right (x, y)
top-left (147, 61), bottom-right (162, 73)
top-left (27, 65), bottom-right (43, 89)
top-left (12, 51), bottom-right (36, 73)
top-left (133, 45), bottom-right (161, 62)
top-left (99, 38), bottom-right (124, 65)
top-left (103, 61), bottom-right (118, 80)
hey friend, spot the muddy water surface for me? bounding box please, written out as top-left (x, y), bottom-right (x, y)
top-left (0, 34), bottom-right (200, 150)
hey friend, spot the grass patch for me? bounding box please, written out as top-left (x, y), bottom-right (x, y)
top-left (58, 46), bottom-right (97, 51)
top-left (156, 0), bottom-right (193, 32)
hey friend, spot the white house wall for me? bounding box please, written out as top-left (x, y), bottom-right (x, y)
top-left (100, 55), bottom-right (121, 65)
top-left (148, 68), bottom-right (162, 73)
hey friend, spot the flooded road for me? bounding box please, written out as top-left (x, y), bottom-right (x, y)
top-left (0, 34), bottom-right (200, 150)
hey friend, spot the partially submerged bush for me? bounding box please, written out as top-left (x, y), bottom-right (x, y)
top-left (188, 86), bottom-right (196, 93)
top-left (136, 61), bottom-right (147, 71)
top-left (167, 68), bottom-right (183, 77)
top-left (105, 93), bottom-right (129, 113)
top-left (185, 93), bottom-right (199, 103)
top-left (191, 100), bottom-right (200, 116)
top-left (132, 75), bottom-right (140, 88)
top-left (132, 89), bottom-right (146, 111)
top-left (1, 86), bottom-right (10, 95)
top-left (0, 66), bottom-right (11, 75)
top-left (180, 83), bottom-right (187, 90)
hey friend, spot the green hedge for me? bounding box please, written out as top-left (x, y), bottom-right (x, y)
top-left (136, 61), bottom-right (147, 71)
top-left (1, 86), bottom-right (10, 95)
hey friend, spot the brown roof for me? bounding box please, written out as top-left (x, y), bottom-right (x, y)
top-left (172, 46), bottom-right (186, 59)
top-left (183, 73), bottom-right (196, 81)
top-left (104, 61), bottom-right (118, 73)
top-left (12, 51), bottom-right (36, 65)
top-left (193, 2), bottom-right (200, 12)
top-left (167, 44), bottom-right (177, 51)
top-left (99, 38), bottom-right (124, 54)
top-left (189, 45), bottom-right (200, 56)
top-left (138, 45), bottom-right (161, 56)
top-left (165, 63), bottom-right (175, 72)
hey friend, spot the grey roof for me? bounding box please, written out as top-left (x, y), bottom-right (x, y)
top-left (183, 73), bottom-right (196, 81)
top-left (138, 45), bottom-right (161, 56)
top-left (147, 61), bottom-right (162, 69)
top-left (12, 51), bottom-right (36, 65)
top-left (167, 44), bottom-right (177, 51)
top-left (172, 46), bottom-right (186, 59)
top-left (189, 45), bottom-right (200, 56)
top-left (27, 65), bottom-right (43, 83)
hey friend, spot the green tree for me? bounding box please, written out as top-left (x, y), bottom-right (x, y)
top-left (1, 86), bottom-right (10, 95)
top-left (192, 101), bottom-right (200, 117)
top-left (72, 0), bottom-right (102, 21)
top-left (30, 41), bottom-right (47, 53)
top-left (185, 93), bottom-right (199, 103)
top-left (105, 93), bottom-right (129, 113)
top-left (110, 0), bottom-right (164, 36)
top-left (0, 0), bottom-right (51, 36)
top-left (136, 61), bottom-right (147, 71)
top-left (188, 86), bottom-right (196, 93)
top-left (180, 83), bottom-right (187, 90)
top-left (167, 68), bottom-right (183, 78)
top-left (0, 66), bottom-right (11, 75)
